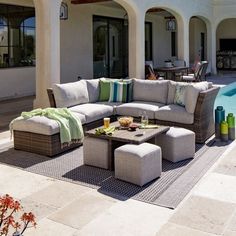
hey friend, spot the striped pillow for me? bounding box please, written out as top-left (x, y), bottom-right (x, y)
top-left (109, 80), bottom-right (133, 103)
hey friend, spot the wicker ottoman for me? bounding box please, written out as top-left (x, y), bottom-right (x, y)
top-left (114, 143), bottom-right (162, 186)
top-left (83, 137), bottom-right (109, 169)
top-left (11, 113), bottom-right (85, 157)
top-left (155, 127), bottom-right (195, 163)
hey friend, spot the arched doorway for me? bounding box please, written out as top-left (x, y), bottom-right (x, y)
top-left (145, 7), bottom-right (184, 69)
top-left (216, 18), bottom-right (236, 71)
top-left (189, 16), bottom-right (207, 66)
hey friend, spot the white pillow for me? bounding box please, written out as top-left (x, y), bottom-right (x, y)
top-left (185, 82), bottom-right (209, 113)
top-left (53, 80), bottom-right (89, 108)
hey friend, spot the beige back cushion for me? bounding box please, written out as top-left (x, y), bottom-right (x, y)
top-left (185, 82), bottom-right (209, 113)
top-left (167, 81), bottom-right (209, 114)
top-left (53, 80), bottom-right (89, 108)
top-left (133, 79), bottom-right (169, 104)
top-left (85, 79), bottom-right (100, 103)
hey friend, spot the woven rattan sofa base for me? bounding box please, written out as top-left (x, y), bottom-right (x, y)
top-left (14, 130), bottom-right (81, 157)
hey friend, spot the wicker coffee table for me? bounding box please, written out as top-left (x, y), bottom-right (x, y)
top-left (86, 121), bottom-right (169, 170)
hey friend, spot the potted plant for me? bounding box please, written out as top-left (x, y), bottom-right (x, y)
top-left (0, 194), bottom-right (36, 236)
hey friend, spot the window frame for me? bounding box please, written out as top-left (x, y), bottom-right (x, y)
top-left (0, 3), bottom-right (35, 69)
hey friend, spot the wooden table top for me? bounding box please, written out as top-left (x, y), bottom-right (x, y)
top-left (86, 121), bottom-right (169, 144)
top-left (154, 66), bottom-right (189, 72)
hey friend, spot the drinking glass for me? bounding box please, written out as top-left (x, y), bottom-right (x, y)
top-left (141, 111), bottom-right (148, 127)
top-left (103, 117), bottom-right (110, 128)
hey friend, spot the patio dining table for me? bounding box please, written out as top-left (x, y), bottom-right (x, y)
top-left (154, 66), bottom-right (189, 80)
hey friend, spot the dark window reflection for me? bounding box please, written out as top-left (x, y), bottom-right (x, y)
top-left (0, 4), bottom-right (35, 68)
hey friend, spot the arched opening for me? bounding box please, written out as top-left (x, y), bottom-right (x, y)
top-left (189, 16), bottom-right (207, 66)
top-left (62, 1), bottom-right (129, 81)
top-left (216, 18), bottom-right (236, 72)
top-left (145, 7), bottom-right (184, 70)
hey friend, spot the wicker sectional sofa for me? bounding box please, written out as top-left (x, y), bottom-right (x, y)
top-left (12, 78), bottom-right (219, 156)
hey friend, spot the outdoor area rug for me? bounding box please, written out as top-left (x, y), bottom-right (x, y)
top-left (0, 139), bottom-right (229, 209)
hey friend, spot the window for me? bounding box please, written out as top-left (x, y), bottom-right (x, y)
top-left (0, 4), bottom-right (35, 68)
top-left (171, 31), bottom-right (177, 57)
top-left (145, 22), bottom-right (152, 61)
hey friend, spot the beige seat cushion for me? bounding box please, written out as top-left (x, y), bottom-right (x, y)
top-left (155, 104), bottom-right (194, 124)
top-left (96, 102), bottom-right (123, 115)
top-left (69, 103), bottom-right (113, 123)
top-left (11, 112), bottom-right (86, 135)
top-left (116, 101), bottom-right (165, 119)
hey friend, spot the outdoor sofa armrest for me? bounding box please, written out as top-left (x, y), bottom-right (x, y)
top-left (47, 88), bottom-right (57, 108)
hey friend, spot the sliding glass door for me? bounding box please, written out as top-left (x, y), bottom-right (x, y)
top-left (93, 16), bottom-right (128, 78)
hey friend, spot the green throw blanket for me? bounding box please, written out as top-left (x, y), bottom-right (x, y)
top-left (10, 108), bottom-right (84, 146)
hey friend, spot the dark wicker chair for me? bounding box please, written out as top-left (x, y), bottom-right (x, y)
top-left (182, 61), bottom-right (208, 82)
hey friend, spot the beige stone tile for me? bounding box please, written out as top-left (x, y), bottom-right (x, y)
top-left (24, 218), bottom-right (77, 236)
top-left (228, 213), bottom-right (236, 231)
top-left (214, 146), bottom-right (236, 176)
top-left (157, 223), bottom-right (217, 236)
top-left (19, 198), bottom-right (57, 221)
top-left (49, 191), bottom-right (117, 229)
top-left (194, 173), bottom-right (236, 203)
top-left (0, 165), bottom-right (55, 199)
top-left (0, 130), bottom-right (10, 139)
top-left (170, 196), bottom-right (236, 235)
top-left (25, 180), bottom-right (92, 208)
top-left (223, 231), bottom-right (236, 236)
top-left (76, 199), bottom-right (173, 236)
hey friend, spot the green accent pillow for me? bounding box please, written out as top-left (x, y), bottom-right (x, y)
top-left (99, 79), bottom-right (111, 101)
top-left (174, 84), bottom-right (187, 107)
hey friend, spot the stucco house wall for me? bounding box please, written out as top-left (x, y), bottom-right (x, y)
top-left (1, 0), bottom-right (236, 101)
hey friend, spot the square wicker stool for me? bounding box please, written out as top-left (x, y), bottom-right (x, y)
top-left (114, 143), bottom-right (162, 186)
top-left (155, 127), bottom-right (195, 163)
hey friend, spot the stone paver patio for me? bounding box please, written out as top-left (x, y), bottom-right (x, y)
top-left (0, 75), bottom-right (236, 236)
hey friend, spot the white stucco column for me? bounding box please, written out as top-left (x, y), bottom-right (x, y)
top-left (177, 18), bottom-right (189, 66)
top-left (128, 10), bottom-right (145, 79)
top-left (210, 25), bottom-right (217, 74)
top-left (33, 0), bottom-right (62, 108)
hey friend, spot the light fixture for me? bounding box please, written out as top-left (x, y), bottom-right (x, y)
top-left (60, 2), bottom-right (68, 20)
top-left (165, 17), bottom-right (176, 31)
top-left (123, 13), bottom-right (128, 26)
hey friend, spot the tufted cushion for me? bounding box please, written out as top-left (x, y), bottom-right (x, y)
top-left (53, 80), bottom-right (89, 108)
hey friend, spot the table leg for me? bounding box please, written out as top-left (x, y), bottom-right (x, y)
top-left (108, 140), bottom-right (113, 171)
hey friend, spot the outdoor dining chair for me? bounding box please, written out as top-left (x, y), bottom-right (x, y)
top-left (181, 61), bottom-right (208, 82)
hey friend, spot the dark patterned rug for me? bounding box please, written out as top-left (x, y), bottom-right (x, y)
top-left (0, 139), bottom-right (229, 209)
